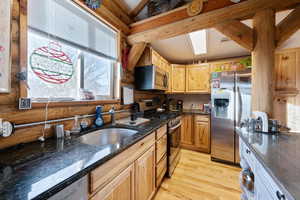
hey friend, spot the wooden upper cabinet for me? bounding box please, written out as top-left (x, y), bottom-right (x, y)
top-left (275, 50), bottom-right (298, 91)
top-left (172, 64), bottom-right (186, 93)
top-left (91, 164), bottom-right (135, 200)
top-left (194, 116), bottom-right (210, 153)
top-left (186, 64), bottom-right (210, 93)
top-left (181, 114), bottom-right (193, 146)
top-left (135, 145), bottom-right (156, 200)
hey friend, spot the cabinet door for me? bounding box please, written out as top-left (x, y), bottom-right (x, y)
top-left (172, 65), bottom-right (186, 93)
top-left (275, 51), bottom-right (297, 90)
top-left (186, 65), bottom-right (210, 93)
top-left (135, 145), bottom-right (156, 200)
top-left (194, 120), bottom-right (210, 153)
top-left (180, 114), bottom-right (193, 145)
top-left (91, 164), bottom-right (135, 200)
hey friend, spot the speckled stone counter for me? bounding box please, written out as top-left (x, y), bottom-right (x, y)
top-left (0, 116), bottom-right (173, 200)
top-left (237, 128), bottom-right (300, 200)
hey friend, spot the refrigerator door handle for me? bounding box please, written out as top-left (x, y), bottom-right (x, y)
top-left (237, 86), bottom-right (243, 127)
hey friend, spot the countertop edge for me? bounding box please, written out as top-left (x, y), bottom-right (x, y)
top-left (31, 121), bottom-right (168, 200)
top-left (236, 129), bottom-right (295, 200)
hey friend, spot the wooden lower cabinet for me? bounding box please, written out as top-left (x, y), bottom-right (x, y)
top-left (180, 114), bottom-right (193, 145)
top-left (91, 164), bottom-right (135, 200)
top-left (181, 114), bottom-right (211, 153)
top-left (135, 145), bottom-right (156, 200)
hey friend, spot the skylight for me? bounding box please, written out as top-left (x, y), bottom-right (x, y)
top-left (189, 30), bottom-right (207, 55)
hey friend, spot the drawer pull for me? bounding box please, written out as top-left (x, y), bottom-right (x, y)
top-left (276, 191), bottom-right (285, 200)
top-left (140, 142), bottom-right (145, 146)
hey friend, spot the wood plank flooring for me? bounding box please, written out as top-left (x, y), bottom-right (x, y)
top-left (154, 149), bottom-right (242, 200)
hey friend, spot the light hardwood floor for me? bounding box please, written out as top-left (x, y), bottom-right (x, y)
top-left (154, 149), bottom-right (242, 200)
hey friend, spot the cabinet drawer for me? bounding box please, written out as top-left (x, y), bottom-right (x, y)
top-left (239, 139), bottom-right (256, 170)
top-left (255, 159), bottom-right (288, 200)
top-left (194, 115), bottom-right (209, 122)
top-left (90, 132), bottom-right (155, 194)
top-left (156, 125), bottom-right (167, 140)
top-left (156, 134), bottom-right (167, 163)
top-left (156, 155), bottom-right (167, 187)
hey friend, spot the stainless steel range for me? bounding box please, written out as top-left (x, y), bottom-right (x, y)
top-left (167, 116), bottom-right (182, 177)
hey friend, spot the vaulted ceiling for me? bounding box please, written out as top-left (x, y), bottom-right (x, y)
top-left (123, 1), bottom-right (300, 63)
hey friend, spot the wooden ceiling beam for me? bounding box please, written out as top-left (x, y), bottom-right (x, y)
top-left (127, 0), bottom-right (300, 44)
top-left (112, 0), bottom-right (131, 15)
top-left (102, 0), bottom-right (133, 24)
top-left (215, 19), bottom-right (253, 51)
top-left (129, 0), bottom-right (150, 18)
top-left (127, 42), bottom-right (147, 71)
top-left (276, 5), bottom-right (300, 47)
top-left (74, 0), bottom-right (130, 34)
top-left (130, 0), bottom-right (247, 34)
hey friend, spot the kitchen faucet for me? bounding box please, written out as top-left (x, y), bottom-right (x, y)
top-left (109, 106), bottom-right (116, 126)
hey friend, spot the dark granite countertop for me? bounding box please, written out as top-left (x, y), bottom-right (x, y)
top-left (0, 115), bottom-right (173, 200)
top-left (237, 128), bottom-right (300, 200)
top-left (182, 109), bottom-right (210, 115)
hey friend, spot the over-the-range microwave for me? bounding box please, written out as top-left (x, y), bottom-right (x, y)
top-left (135, 65), bottom-right (169, 91)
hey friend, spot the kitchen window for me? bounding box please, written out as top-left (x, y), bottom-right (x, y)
top-left (24, 0), bottom-right (120, 102)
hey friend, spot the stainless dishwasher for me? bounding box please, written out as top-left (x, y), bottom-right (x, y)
top-left (48, 175), bottom-right (88, 200)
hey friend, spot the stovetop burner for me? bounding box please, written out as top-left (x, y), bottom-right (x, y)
top-left (143, 109), bottom-right (180, 121)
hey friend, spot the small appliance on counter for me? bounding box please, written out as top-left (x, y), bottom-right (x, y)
top-left (248, 111), bottom-right (290, 134)
top-left (176, 100), bottom-right (183, 111)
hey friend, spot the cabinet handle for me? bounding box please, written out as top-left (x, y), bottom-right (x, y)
top-left (140, 142), bottom-right (145, 147)
top-left (282, 56), bottom-right (289, 60)
top-left (246, 149), bottom-right (251, 154)
top-left (276, 191), bottom-right (285, 200)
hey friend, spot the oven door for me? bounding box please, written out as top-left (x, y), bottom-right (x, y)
top-left (168, 122), bottom-right (181, 176)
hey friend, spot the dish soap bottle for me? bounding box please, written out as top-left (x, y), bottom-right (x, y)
top-left (94, 106), bottom-right (104, 127)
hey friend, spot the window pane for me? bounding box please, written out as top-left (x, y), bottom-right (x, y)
top-left (28, 0), bottom-right (117, 60)
top-left (27, 31), bottom-right (81, 100)
top-left (83, 52), bottom-right (112, 98)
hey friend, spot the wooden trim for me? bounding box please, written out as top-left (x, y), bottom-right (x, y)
top-left (127, 42), bottom-right (147, 71)
top-left (129, 0), bottom-right (150, 18)
top-left (31, 100), bottom-right (121, 109)
top-left (112, 0), bottom-right (131, 16)
top-left (215, 19), bottom-right (253, 51)
top-left (102, 0), bottom-right (132, 25)
top-left (127, 0), bottom-right (300, 44)
top-left (73, 0), bottom-right (130, 34)
top-left (19, 0), bottom-right (28, 98)
top-left (276, 5), bottom-right (300, 47)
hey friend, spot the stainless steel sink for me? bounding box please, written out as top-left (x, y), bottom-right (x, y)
top-left (79, 128), bottom-right (139, 146)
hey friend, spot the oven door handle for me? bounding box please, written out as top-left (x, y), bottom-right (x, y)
top-left (169, 122), bottom-right (182, 132)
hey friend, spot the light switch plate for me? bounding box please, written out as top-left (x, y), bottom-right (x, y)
top-left (19, 98), bottom-right (32, 110)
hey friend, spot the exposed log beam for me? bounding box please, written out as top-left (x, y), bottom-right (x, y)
top-left (127, 0), bottom-right (300, 44)
top-left (102, 0), bottom-right (132, 24)
top-left (112, 0), bottom-right (131, 15)
top-left (276, 5), bottom-right (300, 47)
top-left (130, 0), bottom-right (150, 18)
top-left (215, 19), bottom-right (253, 51)
top-left (252, 9), bottom-right (276, 116)
top-left (74, 0), bottom-right (130, 34)
top-left (127, 43), bottom-right (147, 71)
top-left (130, 0), bottom-right (247, 34)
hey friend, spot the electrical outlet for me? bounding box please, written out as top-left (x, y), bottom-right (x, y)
top-left (45, 124), bottom-right (51, 129)
top-left (19, 98), bottom-right (32, 110)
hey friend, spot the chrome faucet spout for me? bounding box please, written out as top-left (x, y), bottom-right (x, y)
top-left (109, 106), bottom-right (116, 126)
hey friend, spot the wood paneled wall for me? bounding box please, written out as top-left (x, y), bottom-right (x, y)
top-left (0, 0), bottom-right (164, 150)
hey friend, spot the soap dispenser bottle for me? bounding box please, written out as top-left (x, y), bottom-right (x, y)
top-left (94, 106), bottom-right (104, 127)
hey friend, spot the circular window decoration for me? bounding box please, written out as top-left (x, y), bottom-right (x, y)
top-left (30, 42), bottom-right (74, 84)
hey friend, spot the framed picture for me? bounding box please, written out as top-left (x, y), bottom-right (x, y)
top-left (0, 0), bottom-right (12, 93)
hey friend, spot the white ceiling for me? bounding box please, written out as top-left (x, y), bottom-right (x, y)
top-left (123, 1), bottom-right (300, 63)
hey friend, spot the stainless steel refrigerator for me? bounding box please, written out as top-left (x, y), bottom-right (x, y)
top-left (210, 70), bottom-right (251, 164)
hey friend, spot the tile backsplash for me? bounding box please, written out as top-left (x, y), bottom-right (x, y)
top-left (167, 94), bottom-right (211, 109)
